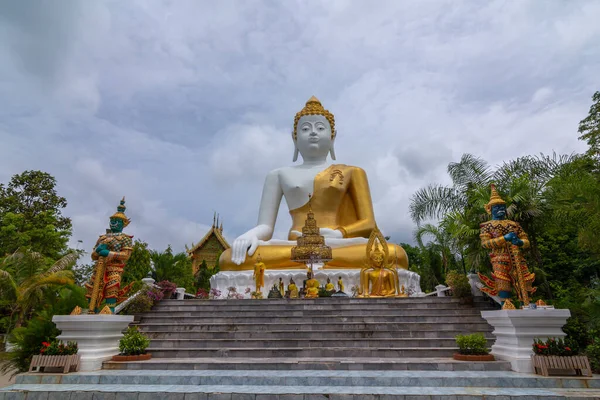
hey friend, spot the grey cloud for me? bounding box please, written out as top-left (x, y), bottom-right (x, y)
top-left (0, 0), bottom-right (597, 255)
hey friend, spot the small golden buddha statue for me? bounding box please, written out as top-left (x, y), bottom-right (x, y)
top-left (359, 227), bottom-right (399, 298)
top-left (288, 278), bottom-right (299, 298)
top-left (278, 277), bottom-right (285, 297)
top-left (252, 255), bottom-right (266, 294)
top-left (325, 277), bottom-right (335, 292)
top-left (304, 272), bottom-right (320, 298)
top-left (337, 276), bottom-right (344, 292)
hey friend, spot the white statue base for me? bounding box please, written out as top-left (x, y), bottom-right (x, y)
top-left (210, 264), bottom-right (423, 298)
top-left (53, 314), bottom-right (134, 371)
top-left (480, 308), bottom-right (571, 373)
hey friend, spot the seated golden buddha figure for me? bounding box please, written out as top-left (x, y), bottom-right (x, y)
top-left (359, 227), bottom-right (399, 298)
top-left (288, 278), bottom-right (299, 299)
top-left (304, 272), bottom-right (320, 298)
top-left (219, 96), bottom-right (409, 271)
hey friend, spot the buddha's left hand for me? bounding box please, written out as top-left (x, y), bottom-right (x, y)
top-left (319, 228), bottom-right (343, 238)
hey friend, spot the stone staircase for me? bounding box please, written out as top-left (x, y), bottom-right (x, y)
top-left (106, 296), bottom-right (504, 370)
top-left (5, 297), bottom-right (600, 398)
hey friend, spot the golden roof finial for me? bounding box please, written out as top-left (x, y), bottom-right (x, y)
top-left (485, 184), bottom-right (506, 214)
top-left (293, 96), bottom-right (336, 140)
top-left (110, 196), bottom-right (131, 227)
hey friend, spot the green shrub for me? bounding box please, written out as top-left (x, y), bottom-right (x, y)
top-left (118, 326), bottom-right (150, 356)
top-left (562, 317), bottom-right (591, 354)
top-left (585, 342), bottom-right (600, 373)
top-left (123, 293), bottom-right (154, 314)
top-left (446, 271), bottom-right (472, 298)
top-left (455, 333), bottom-right (489, 355)
top-left (0, 285), bottom-right (87, 376)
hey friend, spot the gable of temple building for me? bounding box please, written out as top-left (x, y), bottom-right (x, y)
top-left (188, 214), bottom-right (230, 275)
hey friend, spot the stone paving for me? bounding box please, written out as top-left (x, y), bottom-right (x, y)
top-left (3, 370), bottom-right (600, 399)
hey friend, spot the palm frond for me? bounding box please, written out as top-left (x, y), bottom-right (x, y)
top-left (448, 154), bottom-right (492, 189)
top-left (0, 269), bottom-right (18, 302)
top-left (46, 252), bottom-right (80, 275)
top-left (409, 184), bottom-right (463, 224)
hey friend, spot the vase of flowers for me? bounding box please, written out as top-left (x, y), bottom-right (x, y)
top-left (29, 340), bottom-right (80, 373)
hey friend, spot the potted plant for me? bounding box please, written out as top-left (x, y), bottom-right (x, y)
top-left (29, 340), bottom-right (80, 373)
top-left (445, 271), bottom-right (473, 305)
top-left (453, 333), bottom-right (494, 361)
top-left (532, 337), bottom-right (592, 376)
top-left (112, 326), bottom-right (151, 361)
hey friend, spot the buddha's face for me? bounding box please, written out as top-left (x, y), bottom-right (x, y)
top-left (370, 251), bottom-right (384, 268)
top-left (295, 115), bottom-right (333, 160)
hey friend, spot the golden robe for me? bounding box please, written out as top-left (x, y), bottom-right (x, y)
top-left (220, 164), bottom-right (409, 270)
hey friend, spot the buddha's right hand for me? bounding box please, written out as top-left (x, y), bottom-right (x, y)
top-left (231, 232), bottom-right (260, 265)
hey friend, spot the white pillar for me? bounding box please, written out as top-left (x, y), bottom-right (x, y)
top-left (53, 315), bottom-right (134, 371)
top-left (481, 308), bottom-right (570, 373)
top-left (467, 273), bottom-right (484, 297)
top-left (435, 284), bottom-right (448, 297)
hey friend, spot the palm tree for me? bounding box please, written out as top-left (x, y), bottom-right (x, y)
top-left (150, 246), bottom-right (194, 291)
top-left (410, 153), bottom-right (572, 272)
top-left (0, 249), bottom-right (78, 329)
top-left (414, 223), bottom-right (457, 274)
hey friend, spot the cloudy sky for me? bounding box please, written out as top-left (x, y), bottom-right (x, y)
top-left (1, 0), bottom-right (598, 253)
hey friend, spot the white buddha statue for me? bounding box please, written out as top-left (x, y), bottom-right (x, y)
top-left (219, 96), bottom-right (409, 272)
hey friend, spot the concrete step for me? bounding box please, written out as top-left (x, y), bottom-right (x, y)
top-left (147, 338), bottom-right (494, 349)
top-left (136, 315), bottom-right (487, 324)
top-left (141, 309), bottom-right (483, 317)
top-left (5, 384), bottom-right (599, 399)
top-left (6, 370), bottom-right (600, 399)
top-left (101, 357), bottom-right (513, 371)
top-left (134, 321), bottom-right (493, 333)
top-left (15, 369), bottom-right (600, 388)
top-left (146, 347), bottom-right (460, 358)
top-left (140, 329), bottom-right (493, 340)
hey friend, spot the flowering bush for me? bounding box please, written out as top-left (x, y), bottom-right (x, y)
top-left (245, 287), bottom-right (251, 294)
top-left (146, 287), bottom-right (164, 303)
top-left (157, 280), bottom-right (177, 298)
top-left (196, 288), bottom-right (209, 299)
top-left (533, 338), bottom-right (578, 356)
top-left (209, 288), bottom-right (221, 299)
top-left (40, 340), bottom-right (78, 356)
top-left (124, 292), bottom-right (154, 314)
top-left (226, 286), bottom-right (244, 299)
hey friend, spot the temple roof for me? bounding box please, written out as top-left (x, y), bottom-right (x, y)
top-left (187, 213), bottom-right (230, 254)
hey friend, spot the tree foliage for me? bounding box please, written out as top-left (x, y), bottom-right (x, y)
top-left (150, 246), bottom-right (194, 292)
top-left (0, 171), bottom-right (72, 258)
top-left (121, 240), bottom-right (152, 285)
top-left (0, 249), bottom-right (79, 329)
top-left (578, 91), bottom-right (600, 157)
